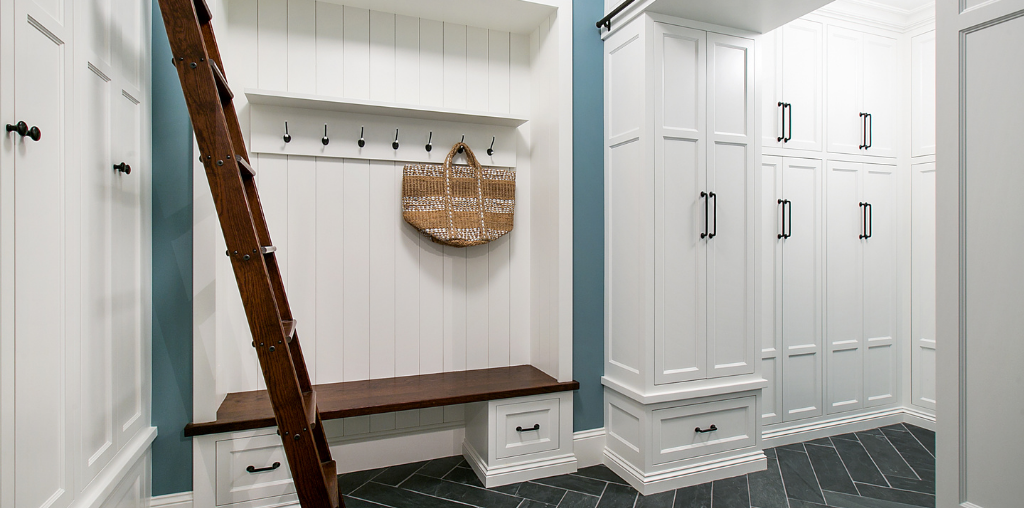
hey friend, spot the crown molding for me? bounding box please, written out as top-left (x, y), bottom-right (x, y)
top-left (817, 0), bottom-right (934, 32)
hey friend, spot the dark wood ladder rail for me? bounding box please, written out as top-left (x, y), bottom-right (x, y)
top-left (186, 365), bottom-right (579, 437)
top-left (158, 0), bottom-right (341, 506)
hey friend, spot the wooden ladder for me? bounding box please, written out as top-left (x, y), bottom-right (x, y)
top-left (157, 1), bottom-right (342, 507)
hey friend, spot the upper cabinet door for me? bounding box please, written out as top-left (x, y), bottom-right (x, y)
top-left (826, 26), bottom-right (865, 156)
top-left (911, 31), bottom-right (936, 157)
top-left (706, 32), bottom-right (755, 379)
top-left (780, 19), bottom-right (823, 152)
top-left (654, 22), bottom-right (707, 385)
top-left (861, 34), bottom-right (898, 158)
top-left (760, 29), bottom-right (783, 149)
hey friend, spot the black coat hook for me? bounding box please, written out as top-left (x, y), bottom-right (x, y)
top-left (425, 131), bottom-right (433, 152)
top-left (487, 136), bottom-right (495, 156)
top-left (392, 129), bottom-right (400, 150)
top-left (283, 122), bottom-right (291, 143)
top-left (322, 124), bottom-right (330, 146)
top-left (458, 135), bottom-right (465, 153)
top-left (358, 126), bottom-right (365, 148)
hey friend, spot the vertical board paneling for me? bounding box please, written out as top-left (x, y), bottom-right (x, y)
top-left (509, 34), bottom-right (530, 117)
top-left (224, 0), bottom-right (258, 141)
top-left (509, 32), bottom-right (531, 366)
top-left (287, 0), bottom-right (317, 94)
top-left (488, 237), bottom-right (511, 367)
top-left (369, 160), bottom-right (396, 379)
top-left (487, 31), bottom-right (510, 114)
top-left (394, 163), bottom-right (421, 376)
top-left (419, 19), bottom-right (444, 108)
top-left (315, 158), bottom-right (345, 384)
top-left (369, 11), bottom-right (396, 103)
top-left (343, 6), bottom-right (371, 100)
top-left (466, 247), bottom-right (489, 370)
top-left (344, 159), bottom-right (372, 381)
top-left (288, 156), bottom-right (318, 381)
top-left (258, 154), bottom-right (289, 284)
top-left (394, 15), bottom-right (420, 105)
top-left (256, 0), bottom-right (288, 90)
top-left (315, 2), bottom-right (345, 97)
top-left (466, 27), bottom-right (489, 112)
top-left (419, 240), bottom-right (445, 374)
top-left (443, 23), bottom-right (468, 110)
top-left (445, 247), bottom-right (467, 372)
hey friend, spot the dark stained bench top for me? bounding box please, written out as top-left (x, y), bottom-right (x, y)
top-left (185, 365), bottom-right (579, 437)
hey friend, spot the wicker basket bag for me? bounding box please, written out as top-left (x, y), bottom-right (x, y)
top-left (402, 142), bottom-right (515, 247)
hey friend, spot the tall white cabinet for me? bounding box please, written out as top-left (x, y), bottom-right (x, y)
top-left (826, 26), bottom-right (899, 158)
top-left (0, 0), bottom-right (154, 507)
top-left (604, 14), bottom-right (764, 495)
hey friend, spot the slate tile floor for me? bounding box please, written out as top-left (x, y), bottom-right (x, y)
top-left (337, 423), bottom-right (935, 508)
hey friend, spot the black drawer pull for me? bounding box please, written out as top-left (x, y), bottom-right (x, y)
top-left (246, 462), bottom-right (281, 474)
top-left (694, 425), bottom-right (718, 434)
top-left (516, 424), bottom-right (540, 432)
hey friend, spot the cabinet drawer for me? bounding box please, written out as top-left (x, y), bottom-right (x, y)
top-left (652, 396), bottom-right (756, 465)
top-left (496, 397), bottom-right (560, 459)
top-left (216, 433), bottom-right (295, 506)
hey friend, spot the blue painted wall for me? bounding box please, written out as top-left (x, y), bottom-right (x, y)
top-left (151, 0), bottom-right (195, 496)
top-left (148, 0), bottom-right (607, 494)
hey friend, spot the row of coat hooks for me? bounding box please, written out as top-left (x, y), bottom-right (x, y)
top-left (282, 122), bottom-right (497, 156)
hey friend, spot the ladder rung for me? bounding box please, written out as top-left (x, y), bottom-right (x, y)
top-left (210, 60), bottom-right (233, 102)
top-left (322, 460), bottom-right (339, 508)
top-left (260, 245), bottom-right (277, 255)
top-left (302, 390), bottom-right (317, 428)
top-left (193, 0), bottom-right (212, 25)
top-left (236, 156), bottom-right (255, 178)
top-left (282, 319), bottom-right (297, 343)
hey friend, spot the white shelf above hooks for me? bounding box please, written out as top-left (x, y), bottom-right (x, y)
top-left (244, 89), bottom-right (530, 128)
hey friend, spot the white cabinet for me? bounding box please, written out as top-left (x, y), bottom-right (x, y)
top-left (826, 27), bottom-right (898, 158)
top-left (911, 31), bottom-right (936, 157)
top-left (911, 162), bottom-right (936, 410)
top-left (760, 156), bottom-right (824, 425)
top-left (825, 161), bottom-right (897, 414)
top-left (762, 19), bottom-right (823, 152)
top-left (604, 13), bottom-right (763, 495)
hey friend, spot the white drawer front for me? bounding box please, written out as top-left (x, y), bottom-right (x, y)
top-left (652, 396), bottom-right (756, 465)
top-left (216, 434), bottom-right (295, 506)
top-left (496, 397), bottom-right (560, 459)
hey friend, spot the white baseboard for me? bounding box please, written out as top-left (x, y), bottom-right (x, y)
top-left (604, 448), bottom-right (767, 496)
top-left (762, 407), bottom-right (906, 448)
top-left (150, 492), bottom-right (194, 508)
top-left (902, 406), bottom-right (936, 432)
top-left (572, 428), bottom-right (606, 468)
top-left (462, 441), bottom-right (577, 488)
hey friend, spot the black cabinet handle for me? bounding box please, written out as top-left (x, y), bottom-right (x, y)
top-left (6, 121), bottom-right (27, 136)
top-left (777, 102), bottom-right (786, 142)
top-left (866, 113), bottom-right (873, 149)
top-left (246, 462), bottom-right (281, 474)
top-left (709, 192), bottom-right (717, 239)
top-left (695, 424), bottom-right (718, 433)
top-left (859, 113), bottom-right (867, 149)
top-left (859, 202), bottom-right (867, 239)
top-left (865, 202), bottom-right (873, 239)
top-left (778, 199), bottom-right (786, 239)
top-left (516, 424), bottom-right (540, 432)
top-left (781, 199), bottom-right (792, 239)
top-left (701, 191), bottom-right (709, 239)
top-left (785, 103), bottom-right (793, 142)
top-left (114, 162), bottom-right (131, 175)
top-left (27, 126), bottom-right (40, 141)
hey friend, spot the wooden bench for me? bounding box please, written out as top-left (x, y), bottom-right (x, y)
top-left (185, 365), bottom-right (579, 437)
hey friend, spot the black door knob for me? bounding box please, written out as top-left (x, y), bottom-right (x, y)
top-left (114, 162), bottom-right (131, 175)
top-left (6, 121), bottom-right (27, 137)
top-left (26, 126), bottom-right (41, 141)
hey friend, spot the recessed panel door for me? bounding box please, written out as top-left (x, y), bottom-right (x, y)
top-left (826, 26), bottom-right (864, 156)
top-left (760, 29), bottom-right (783, 149)
top-left (781, 158), bottom-right (823, 421)
top-left (759, 156), bottom-right (783, 424)
top-left (911, 162), bottom-right (936, 410)
top-left (825, 161), bottom-right (864, 414)
top-left (780, 20), bottom-right (823, 151)
top-left (862, 163), bottom-right (897, 407)
top-left (654, 23), bottom-right (707, 384)
top-left (862, 34), bottom-right (898, 158)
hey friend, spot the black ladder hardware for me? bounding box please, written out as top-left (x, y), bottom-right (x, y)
top-left (778, 199), bottom-right (792, 239)
top-left (516, 424), bottom-right (541, 432)
top-left (695, 425), bottom-right (718, 433)
top-left (114, 162), bottom-right (132, 175)
top-left (701, 191), bottom-right (710, 239)
top-left (596, 0), bottom-right (638, 31)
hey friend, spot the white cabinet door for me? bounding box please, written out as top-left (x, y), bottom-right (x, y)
top-left (706, 33), bottom-right (754, 378)
top-left (780, 20), bottom-right (823, 152)
top-left (911, 31), bottom-right (936, 157)
top-left (862, 163), bottom-right (896, 407)
top-left (861, 35), bottom-right (898, 158)
top-left (781, 158), bottom-right (823, 422)
top-left (760, 156), bottom-right (783, 425)
top-left (12, 1), bottom-right (76, 507)
top-left (826, 27), bottom-right (864, 156)
top-left (911, 162), bottom-right (936, 410)
top-left (825, 161), bottom-right (864, 414)
top-left (655, 23), bottom-right (707, 384)
top-left (760, 29), bottom-right (783, 149)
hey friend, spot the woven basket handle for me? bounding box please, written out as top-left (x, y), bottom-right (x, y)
top-left (444, 142), bottom-right (482, 170)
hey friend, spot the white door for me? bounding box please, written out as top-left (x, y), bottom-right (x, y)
top-left (760, 29), bottom-right (783, 150)
top-left (781, 158), bottom-right (823, 422)
top-left (826, 26), bottom-right (864, 156)
top-left (654, 22), bottom-right (707, 385)
top-left (11, 0), bottom-right (76, 507)
top-left (706, 32), bottom-right (754, 378)
top-left (861, 34), bottom-right (898, 157)
top-left (911, 31), bottom-right (936, 157)
top-left (760, 156), bottom-right (783, 424)
top-left (825, 161), bottom-right (864, 414)
top-left (911, 162), bottom-right (936, 410)
top-left (780, 20), bottom-right (822, 152)
top-left (861, 163), bottom-right (896, 407)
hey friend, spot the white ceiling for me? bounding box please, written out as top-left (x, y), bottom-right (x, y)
top-left (866, 0), bottom-right (934, 12)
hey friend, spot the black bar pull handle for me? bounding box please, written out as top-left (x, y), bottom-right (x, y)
top-left (866, 113), bottom-right (873, 149)
top-left (859, 202), bottom-right (867, 239)
top-left (865, 202), bottom-right (873, 239)
top-left (786, 103), bottom-right (793, 142)
top-left (785, 199), bottom-right (792, 238)
top-left (859, 113), bottom-right (866, 149)
top-left (516, 424), bottom-right (540, 432)
top-left (695, 424), bottom-right (718, 433)
top-left (246, 462), bottom-right (281, 474)
top-left (777, 102), bottom-right (786, 142)
top-left (709, 192), bottom-right (717, 239)
top-left (778, 199), bottom-right (786, 239)
top-left (701, 191), bottom-right (709, 239)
